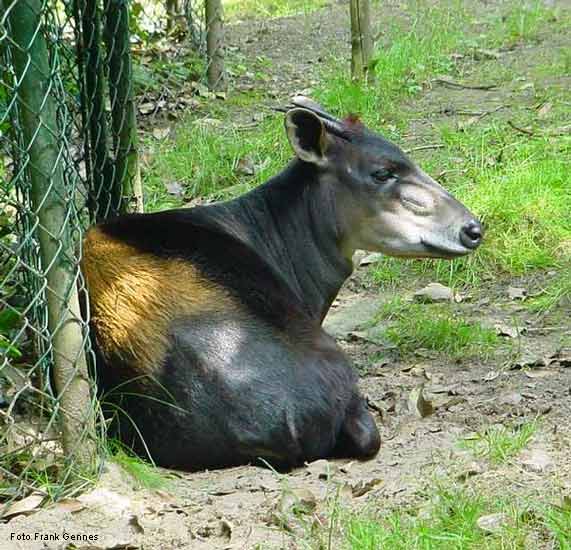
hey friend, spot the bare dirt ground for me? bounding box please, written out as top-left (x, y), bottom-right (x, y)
top-left (1, 1), bottom-right (570, 549)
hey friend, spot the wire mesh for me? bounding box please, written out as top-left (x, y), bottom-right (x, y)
top-left (0, 0), bottom-right (101, 510)
top-left (0, 0), bottom-right (212, 514)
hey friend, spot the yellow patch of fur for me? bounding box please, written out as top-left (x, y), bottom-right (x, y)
top-left (81, 226), bottom-right (236, 373)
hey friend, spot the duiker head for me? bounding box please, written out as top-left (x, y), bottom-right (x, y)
top-left (285, 98), bottom-right (483, 260)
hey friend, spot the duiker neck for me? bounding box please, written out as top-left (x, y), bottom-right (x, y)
top-left (227, 159), bottom-right (354, 322)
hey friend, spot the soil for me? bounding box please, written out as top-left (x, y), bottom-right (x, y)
top-left (1, 1), bottom-right (570, 549)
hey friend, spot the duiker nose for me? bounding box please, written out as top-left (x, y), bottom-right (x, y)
top-left (460, 220), bottom-right (483, 249)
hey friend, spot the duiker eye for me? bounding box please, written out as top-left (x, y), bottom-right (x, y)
top-left (372, 169), bottom-right (397, 184)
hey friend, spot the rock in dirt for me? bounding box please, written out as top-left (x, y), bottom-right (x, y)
top-left (218, 518), bottom-right (233, 541)
top-left (358, 252), bottom-right (384, 266)
top-left (305, 458), bottom-right (336, 480)
top-left (510, 350), bottom-right (555, 369)
top-left (498, 392), bottom-right (523, 406)
top-left (552, 347), bottom-right (571, 367)
top-left (413, 283), bottom-right (454, 303)
top-left (508, 286), bottom-right (527, 300)
top-left (456, 461), bottom-right (485, 482)
top-left (494, 322), bottom-right (523, 338)
top-left (323, 297), bottom-right (379, 339)
top-left (519, 449), bottom-right (553, 474)
top-left (477, 512), bottom-right (511, 533)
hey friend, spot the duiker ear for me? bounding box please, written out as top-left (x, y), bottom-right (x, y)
top-left (285, 108), bottom-right (329, 165)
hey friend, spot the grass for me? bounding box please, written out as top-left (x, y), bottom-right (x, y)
top-left (461, 420), bottom-right (538, 464)
top-left (339, 486), bottom-right (570, 550)
top-left (143, 110), bottom-right (288, 210)
top-left (367, 258), bottom-right (410, 289)
top-left (224, 0), bottom-right (328, 20)
top-left (526, 269), bottom-right (571, 313)
top-left (374, 298), bottom-right (499, 359)
top-left (107, 440), bottom-right (170, 491)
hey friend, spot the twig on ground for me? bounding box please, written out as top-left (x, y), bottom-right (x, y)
top-left (473, 104), bottom-right (507, 121)
top-left (507, 120), bottom-right (535, 136)
top-left (405, 144), bottom-right (445, 153)
top-left (432, 77), bottom-right (498, 90)
top-left (437, 168), bottom-right (468, 179)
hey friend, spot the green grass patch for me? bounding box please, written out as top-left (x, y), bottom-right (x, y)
top-left (341, 486), bottom-right (570, 550)
top-left (224, 0), bottom-right (328, 20)
top-left (374, 298), bottom-right (499, 359)
top-left (367, 258), bottom-right (413, 289)
top-left (345, 487), bottom-right (524, 550)
top-left (543, 502), bottom-right (571, 549)
top-left (461, 421), bottom-right (538, 464)
top-left (107, 440), bottom-right (170, 490)
top-left (493, 1), bottom-right (558, 45)
top-left (143, 112), bottom-right (289, 211)
top-left (527, 268), bottom-right (571, 313)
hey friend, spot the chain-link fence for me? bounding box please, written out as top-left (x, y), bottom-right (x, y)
top-left (0, 0), bottom-right (221, 514)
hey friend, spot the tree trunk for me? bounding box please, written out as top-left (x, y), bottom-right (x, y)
top-left (4, 0), bottom-right (98, 475)
top-left (205, 0), bottom-right (227, 92)
top-left (103, 0), bottom-right (144, 214)
top-left (350, 0), bottom-right (375, 83)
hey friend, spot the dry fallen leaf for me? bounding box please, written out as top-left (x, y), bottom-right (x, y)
top-left (138, 102), bottom-right (155, 115)
top-left (408, 385), bottom-right (434, 418)
top-left (2, 492), bottom-right (44, 519)
top-left (484, 370), bottom-right (500, 382)
top-left (164, 181), bottom-right (185, 197)
top-left (152, 127), bottom-right (170, 140)
top-left (524, 369), bottom-right (552, 379)
top-left (53, 498), bottom-right (86, 514)
top-left (537, 102), bottom-right (553, 118)
top-left (473, 48), bottom-right (500, 60)
top-left (351, 477), bottom-right (383, 497)
top-left (414, 282), bottom-right (454, 303)
top-left (235, 156), bottom-right (256, 176)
